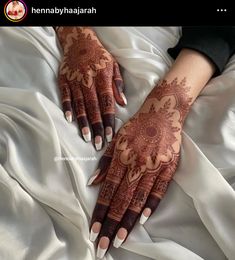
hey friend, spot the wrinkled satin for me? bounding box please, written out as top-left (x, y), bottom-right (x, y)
top-left (0, 27), bottom-right (234, 260)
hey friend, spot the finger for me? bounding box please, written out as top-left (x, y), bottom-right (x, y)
top-left (96, 165), bottom-right (143, 256)
top-left (87, 136), bottom-right (116, 186)
top-left (113, 61), bottom-right (127, 106)
top-left (99, 92), bottom-right (115, 143)
top-left (140, 162), bottom-right (178, 225)
top-left (89, 151), bottom-right (128, 242)
top-left (82, 85), bottom-right (104, 151)
top-left (58, 74), bottom-right (73, 123)
top-left (113, 170), bottom-right (159, 248)
top-left (96, 63), bottom-right (115, 143)
top-left (70, 81), bottom-right (91, 142)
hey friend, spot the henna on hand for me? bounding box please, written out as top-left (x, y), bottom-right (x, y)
top-left (56, 27), bottom-right (126, 150)
top-left (89, 78), bottom-right (193, 258)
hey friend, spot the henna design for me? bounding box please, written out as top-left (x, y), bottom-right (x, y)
top-left (147, 78), bottom-right (193, 123)
top-left (58, 27), bottom-right (112, 86)
top-left (56, 27), bottom-right (124, 143)
top-left (91, 78), bottom-right (193, 242)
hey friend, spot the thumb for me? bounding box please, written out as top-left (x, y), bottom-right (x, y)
top-left (112, 62), bottom-right (127, 106)
top-left (87, 137), bottom-right (116, 186)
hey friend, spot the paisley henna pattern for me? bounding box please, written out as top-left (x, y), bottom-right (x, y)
top-left (91, 78), bottom-right (194, 240)
top-left (56, 27), bottom-right (125, 145)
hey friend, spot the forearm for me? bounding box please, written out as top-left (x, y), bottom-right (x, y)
top-left (165, 48), bottom-right (215, 102)
top-left (144, 48), bottom-right (216, 124)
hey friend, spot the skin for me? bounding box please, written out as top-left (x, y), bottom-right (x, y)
top-left (88, 48), bottom-right (216, 257)
top-left (55, 27), bottom-right (127, 151)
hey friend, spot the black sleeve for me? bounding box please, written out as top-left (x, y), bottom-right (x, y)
top-left (168, 26), bottom-right (235, 75)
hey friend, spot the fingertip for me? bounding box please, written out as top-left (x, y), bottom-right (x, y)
top-left (87, 169), bottom-right (101, 186)
top-left (105, 127), bottom-right (113, 143)
top-left (82, 127), bottom-right (91, 142)
top-left (90, 222), bottom-right (101, 242)
top-left (113, 227), bottom-right (127, 248)
top-left (139, 208), bottom-right (151, 225)
top-left (97, 236), bottom-right (110, 258)
top-left (95, 136), bottom-right (103, 151)
top-left (65, 111), bottom-right (72, 123)
top-left (120, 93), bottom-right (127, 106)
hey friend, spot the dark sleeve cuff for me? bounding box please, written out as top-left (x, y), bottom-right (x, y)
top-left (168, 27), bottom-right (232, 76)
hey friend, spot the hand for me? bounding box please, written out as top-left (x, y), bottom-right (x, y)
top-left (88, 78), bottom-right (193, 258)
top-left (56, 27), bottom-right (127, 150)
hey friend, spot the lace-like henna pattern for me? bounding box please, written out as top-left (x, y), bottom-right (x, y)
top-left (56, 27), bottom-right (123, 141)
top-left (92, 78), bottom-right (194, 238)
top-left (58, 27), bottom-right (112, 86)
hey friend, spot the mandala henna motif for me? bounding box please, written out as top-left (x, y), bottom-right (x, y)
top-left (58, 27), bottom-right (112, 87)
top-left (56, 27), bottom-right (123, 142)
top-left (91, 78), bottom-right (194, 238)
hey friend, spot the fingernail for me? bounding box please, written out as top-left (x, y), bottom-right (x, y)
top-left (87, 169), bottom-right (100, 186)
top-left (82, 127), bottom-right (91, 142)
top-left (120, 93), bottom-right (127, 105)
top-left (97, 246), bottom-right (107, 259)
top-left (113, 236), bottom-right (124, 248)
top-left (89, 222), bottom-right (101, 242)
top-left (105, 127), bottom-right (113, 143)
top-left (89, 229), bottom-right (99, 242)
top-left (139, 208), bottom-right (151, 225)
top-left (97, 237), bottom-right (109, 258)
top-left (113, 227), bottom-right (127, 248)
top-left (65, 111), bottom-right (72, 123)
top-left (95, 136), bottom-right (102, 151)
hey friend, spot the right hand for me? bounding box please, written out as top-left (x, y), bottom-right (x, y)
top-left (88, 78), bottom-right (193, 258)
top-left (56, 27), bottom-right (127, 150)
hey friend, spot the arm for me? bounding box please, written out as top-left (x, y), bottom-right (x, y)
top-left (55, 27), bottom-right (126, 150)
top-left (89, 48), bottom-right (215, 258)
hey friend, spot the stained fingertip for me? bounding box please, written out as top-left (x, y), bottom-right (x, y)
top-left (65, 111), bottom-right (72, 123)
top-left (113, 228), bottom-right (127, 248)
top-left (89, 222), bottom-right (101, 242)
top-left (95, 136), bottom-right (103, 151)
top-left (97, 237), bottom-right (110, 258)
top-left (139, 208), bottom-right (152, 225)
top-left (105, 127), bottom-right (113, 143)
top-left (82, 127), bottom-right (91, 142)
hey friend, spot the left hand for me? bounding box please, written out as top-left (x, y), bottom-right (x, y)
top-left (88, 78), bottom-right (193, 258)
top-left (56, 27), bottom-right (126, 150)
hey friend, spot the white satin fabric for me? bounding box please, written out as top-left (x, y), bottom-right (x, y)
top-left (0, 27), bottom-right (234, 260)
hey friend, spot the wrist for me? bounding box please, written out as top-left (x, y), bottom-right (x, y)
top-left (56, 27), bottom-right (101, 52)
top-left (144, 78), bottom-right (193, 124)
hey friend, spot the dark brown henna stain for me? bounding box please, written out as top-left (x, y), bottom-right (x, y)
top-left (58, 27), bottom-right (112, 87)
top-left (92, 78), bottom-right (193, 243)
top-left (147, 78), bottom-right (193, 123)
top-left (56, 27), bottom-right (122, 138)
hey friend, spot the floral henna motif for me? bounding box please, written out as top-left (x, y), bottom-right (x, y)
top-left (57, 27), bottom-right (112, 87)
top-left (56, 27), bottom-right (124, 145)
top-left (147, 78), bottom-right (193, 123)
top-left (92, 78), bottom-right (194, 235)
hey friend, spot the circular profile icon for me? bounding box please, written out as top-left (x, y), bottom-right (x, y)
top-left (4, 0), bottom-right (27, 22)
